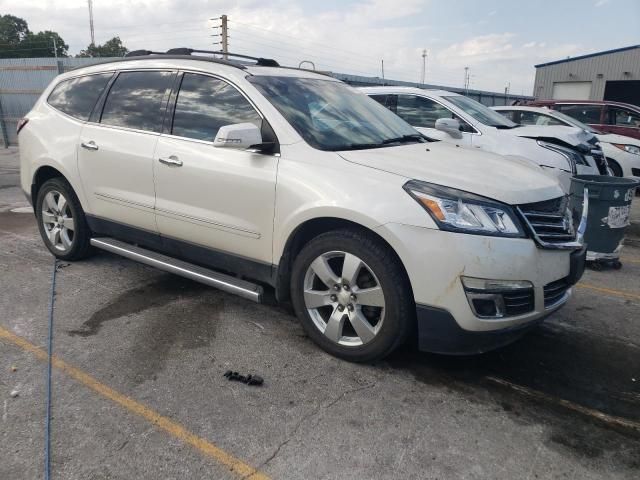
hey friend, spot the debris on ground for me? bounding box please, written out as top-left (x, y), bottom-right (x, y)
top-left (223, 370), bottom-right (264, 386)
top-left (10, 365), bottom-right (17, 372)
top-left (9, 390), bottom-right (19, 398)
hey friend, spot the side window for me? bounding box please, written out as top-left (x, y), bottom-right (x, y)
top-left (100, 71), bottom-right (174, 132)
top-left (369, 94), bottom-right (388, 107)
top-left (609, 107), bottom-right (640, 127)
top-left (497, 110), bottom-right (517, 122)
top-left (519, 111), bottom-right (564, 126)
top-left (171, 73), bottom-right (261, 141)
top-left (47, 73), bottom-right (112, 121)
top-left (557, 104), bottom-right (601, 124)
top-left (396, 95), bottom-right (452, 128)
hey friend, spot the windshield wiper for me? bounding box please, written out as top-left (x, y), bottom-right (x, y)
top-left (381, 134), bottom-right (426, 144)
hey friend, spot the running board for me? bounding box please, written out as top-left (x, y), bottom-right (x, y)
top-left (90, 238), bottom-right (263, 303)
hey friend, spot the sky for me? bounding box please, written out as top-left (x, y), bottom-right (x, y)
top-left (2, 0), bottom-right (639, 95)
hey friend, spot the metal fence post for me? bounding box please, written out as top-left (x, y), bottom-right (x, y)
top-left (0, 96), bottom-right (9, 148)
top-left (57, 60), bottom-right (64, 74)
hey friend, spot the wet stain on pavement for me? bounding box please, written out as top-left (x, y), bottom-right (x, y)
top-left (68, 275), bottom-right (209, 337)
top-left (0, 211), bottom-right (37, 236)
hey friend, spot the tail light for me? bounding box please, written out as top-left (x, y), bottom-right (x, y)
top-left (16, 117), bottom-right (29, 135)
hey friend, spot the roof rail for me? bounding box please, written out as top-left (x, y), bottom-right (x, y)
top-left (124, 48), bottom-right (279, 67)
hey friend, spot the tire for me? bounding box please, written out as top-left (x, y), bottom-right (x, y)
top-left (35, 177), bottom-right (93, 261)
top-left (290, 228), bottom-right (414, 362)
top-left (607, 158), bottom-right (623, 177)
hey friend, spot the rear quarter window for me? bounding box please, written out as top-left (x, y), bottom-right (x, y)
top-left (47, 73), bottom-right (113, 121)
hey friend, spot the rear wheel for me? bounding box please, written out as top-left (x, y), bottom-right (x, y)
top-left (290, 229), bottom-right (414, 362)
top-left (35, 178), bottom-right (92, 260)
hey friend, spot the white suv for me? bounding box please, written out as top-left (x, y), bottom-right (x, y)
top-left (19, 50), bottom-right (587, 361)
top-left (361, 87), bottom-right (607, 191)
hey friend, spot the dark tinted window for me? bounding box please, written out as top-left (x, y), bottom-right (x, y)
top-left (609, 107), bottom-right (640, 126)
top-left (101, 71), bottom-right (174, 132)
top-left (47, 74), bottom-right (112, 120)
top-left (557, 104), bottom-right (602, 124)
top-left (171, 73), bottom-right (261, 141)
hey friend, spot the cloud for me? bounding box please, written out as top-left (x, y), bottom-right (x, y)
top-left (594, 0), bottom-right (610, 6)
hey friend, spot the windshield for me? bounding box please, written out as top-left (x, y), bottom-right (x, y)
top-left (548, 110), bottom-right (601, 134)
top-left (444, 95), bottom-right (517, 128)
top-left (248, 76), bottom-right (423, 151)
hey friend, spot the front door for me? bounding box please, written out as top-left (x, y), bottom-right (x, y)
top-left (153, 72), bottom-right (279, 267)
top-left (77, 70), bottom-right (175, 233)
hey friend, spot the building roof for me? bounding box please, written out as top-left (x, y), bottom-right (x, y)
top-left (534, 44), bottom-right (640, 68)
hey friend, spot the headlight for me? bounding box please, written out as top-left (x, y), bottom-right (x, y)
top-left (537, 140), bottom-right (587, 172)
top-left (403, 181), bottom-right (525, 237)
top-left (613, 143), bottom-right (640, 155)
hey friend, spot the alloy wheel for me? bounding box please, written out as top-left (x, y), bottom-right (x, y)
top-left (303, 251), bottom-right (385, 347)
top-left (41, 190), bottom-right (75, 252)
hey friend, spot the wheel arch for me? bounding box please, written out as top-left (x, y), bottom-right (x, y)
top-left (605, 157), bottom-right (623, 177)
top-left (274, 216), bottom-right (414, 304)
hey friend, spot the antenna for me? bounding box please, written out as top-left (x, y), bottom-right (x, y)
top-left (87, 0), bottom-right (95, 45)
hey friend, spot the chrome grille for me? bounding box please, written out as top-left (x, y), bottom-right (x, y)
top-left (544, 278), bottom-right (570, 308)
top-left (518, 196), bottom-right (577, 247)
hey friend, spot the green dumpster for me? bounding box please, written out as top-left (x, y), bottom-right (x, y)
top-left (569, 175), bottom-right (639, 267)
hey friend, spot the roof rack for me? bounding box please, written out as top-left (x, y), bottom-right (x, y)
top-left (124, 48), bottom-right (280, 67)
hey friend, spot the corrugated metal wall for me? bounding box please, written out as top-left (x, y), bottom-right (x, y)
top-left (0, 56), bottom-right (532, 146)
top-left (0, 57), bottom-right (114, 146)
top-left (533, 47), bottom-right (640, 101)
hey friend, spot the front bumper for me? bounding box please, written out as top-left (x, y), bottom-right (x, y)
top-left (375, 223), bottom-right (585, 352)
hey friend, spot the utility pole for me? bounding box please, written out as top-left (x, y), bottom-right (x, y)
top-left (52, 37), bottom-right (58, 60)
top-left (220, 15), bottom-right (229, 59)
top-left (464, 67), bottom-right (469, 94)
top-left (87, 0), bottom-right (95, 46)
top-left (381, 59), bottom-right (385, 82)
top-left (504, 82), bottom-right (510, 104)
top-left (421, 49), bottom-right (427, 84)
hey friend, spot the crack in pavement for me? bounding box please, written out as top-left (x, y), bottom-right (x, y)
top-left (245, 381), bottom-right (377, 478)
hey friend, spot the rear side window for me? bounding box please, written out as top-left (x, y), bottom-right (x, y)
top-left (518, 111), bottom-right (565, 126)
top-left (47, 74), bottom-right (112, 121)
top-left (557, 104), bottom-right (602, 124)
top-left (608, 107), bottom-right (640, 127)
top-left (171, 73), bottom-right (261, 141)
top-left (100, 71), bottom-right (174, 132)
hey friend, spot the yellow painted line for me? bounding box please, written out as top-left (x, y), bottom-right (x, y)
top-left (0, 326), bottom-right (269, 480)
top-left (486, 376), bottom-right (640, 432)
top-left (577, 283), bottom-right (640, 302)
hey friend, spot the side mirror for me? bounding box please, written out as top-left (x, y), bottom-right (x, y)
top-left (435, 118), bottom-right (463, 138)
top-left (213, 123), bottom-right (262, 150)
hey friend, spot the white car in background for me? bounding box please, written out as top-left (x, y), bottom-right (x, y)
top-left (361, 87), bottom-right (607, 191)
top-left (492, 105), bottom-right (640, 179)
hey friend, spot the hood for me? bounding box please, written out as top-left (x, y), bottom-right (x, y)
top-left (504, 125), bottom-right (596, 149)
top-left (596, 132), bottom-right (640, 146)
top-left (338, 142), bottom-right (564, 205)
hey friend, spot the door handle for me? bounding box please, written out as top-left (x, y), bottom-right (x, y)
top-left (81, 141), bottom-right (99, 151)
top-left (158, 155), bottom-right (183, 167)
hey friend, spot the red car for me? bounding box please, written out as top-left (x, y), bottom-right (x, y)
top-left (526, 100), bottom-right (640, 140)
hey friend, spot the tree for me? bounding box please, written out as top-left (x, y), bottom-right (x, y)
top-left (77, 36), bottom-right (128, 58)
top-left (0, 14), bottom-right (67, 58)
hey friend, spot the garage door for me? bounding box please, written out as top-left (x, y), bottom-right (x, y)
top-left (552, 82), bottom-right (592, 100)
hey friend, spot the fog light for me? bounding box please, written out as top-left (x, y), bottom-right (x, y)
top-left (462, 277), bottom-right (534, 319)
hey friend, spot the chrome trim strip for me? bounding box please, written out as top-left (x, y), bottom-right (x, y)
top-left (94, 192), bottom-right (155, 211)
top-left (154, 207), bottom-right (261, 238)
top-left (90, 238), bottom-right (263, 302)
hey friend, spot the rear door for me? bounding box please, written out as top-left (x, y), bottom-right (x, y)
top-left (78, 70), bottom-right (175, 235)
top-left (153, 72), bottom-right (279, 267)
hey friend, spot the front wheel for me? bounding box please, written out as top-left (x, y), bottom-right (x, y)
top-left (35, 177), bottom-right (92, 260)
top-left (290, 229), bottom-right (414, 362)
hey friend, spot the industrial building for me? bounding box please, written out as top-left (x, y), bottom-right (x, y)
top-left (533, 44), bottom-right (640, 106)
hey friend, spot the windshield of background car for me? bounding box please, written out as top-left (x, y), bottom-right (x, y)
top-left (248, 76), bottom-right (421, 150)
top-left (550, 110), bottom-right (601, 134)
top-left (444, 95), bottom-right (517, 128)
